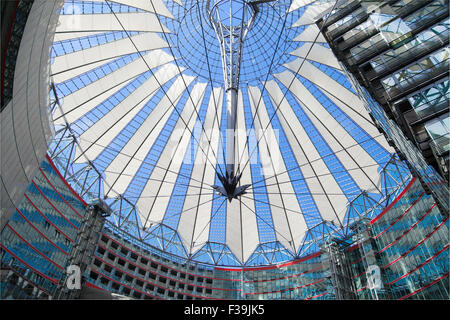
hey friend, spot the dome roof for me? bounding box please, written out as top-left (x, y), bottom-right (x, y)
top-left (50, 0), bottom-right (397, 266)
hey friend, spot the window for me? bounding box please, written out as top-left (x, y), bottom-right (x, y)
top-left (425, 114), bottom-right (450, 139)
top-left (157, 288), bottom-right (165, 295)
top-left (138, 268), bottom-right (146, 276)
top-left (425, 113), bottom-right (450, 153)
top-left (107, 253), bottom-right (116, 261)
top-left (111, 282), bottom-right (120, 291)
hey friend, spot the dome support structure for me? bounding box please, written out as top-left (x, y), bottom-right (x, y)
top-left (207, 0), bottom-right (274, 201)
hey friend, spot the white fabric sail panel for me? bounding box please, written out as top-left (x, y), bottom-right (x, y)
top-left (1, 0), bottom-right (63, 230)
top-left (294, 60), bottom-right (394, 153)
top-left (53, 31), bottom-right (106, 42)
top-left (105, 0), bottom-right (174, 18)
top-left (286, 59), bottom-right (392, 153)
top-left (289, 43), bottom-right (341, 70)
top-left (52, 56), bottom-right (118, 84)
top-left (293, 24), bottom-right (327, 43)
top-left (177, 87), bottom-right (224, 256)
top-left (136, 81), bottom-right (207, 228)
top-left (51, 32), bottom-right (169, 77)
top-left (247, 86), bottom-right (307, 254)
top-left (287, 59), bottom-right (363, 118)
top-left (52, 50), bottom-right (174, 125)
top-left (292, 62), bottom-right (387, 192)
top-left (56, 12), bottom-right (170, 33)
top-left (288, 0), bottom-right (315, 13)
top-left (73, 62), bottom-right (182, 161)
top-left (292, 2), bottom-right (334, 27)
top-left (275, 70), bottom-right (380, 199)
top-left (322, 89), bottom-right (394, 155)
top-left (226, 91), bottom-right (259, 263)
top-left (52, 75), bottom-right (133, 126)
top-left (263, 80), bottom-right (348, 225)
top-left (101, 72), bottom-right (191, 197)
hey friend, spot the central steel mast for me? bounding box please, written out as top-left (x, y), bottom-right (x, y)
top-left (208, 0), bottom-right (272, 201)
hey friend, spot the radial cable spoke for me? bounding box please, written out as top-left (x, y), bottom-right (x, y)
top-left (103, 0), bottom-right (223, 179)
top-left (236, 0), bottom-right (341, 176)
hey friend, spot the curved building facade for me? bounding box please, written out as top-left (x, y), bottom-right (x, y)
top-left (1, 155), bottom-right (86, 299)
top-left (1, 0), bottom-right (63, 231)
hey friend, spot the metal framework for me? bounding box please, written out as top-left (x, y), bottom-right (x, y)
top-left (207, 0), bottom-right (273, 195)
top-left (46, 0), bottom-right (414, 267)
top-left (47, 111), bottom-right (411, 267)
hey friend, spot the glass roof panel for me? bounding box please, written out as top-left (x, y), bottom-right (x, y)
top-left (49, 0), bottom-right (406, 266)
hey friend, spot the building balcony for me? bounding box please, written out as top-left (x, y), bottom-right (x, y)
top-left (364, 31), bottom-right (449, 81)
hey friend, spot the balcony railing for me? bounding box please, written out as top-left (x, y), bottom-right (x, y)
top-left (430, 133), bottom-right (450, 156)
top-left (365, 30), bottom-right (449, 81)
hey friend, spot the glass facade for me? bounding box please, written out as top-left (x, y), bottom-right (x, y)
top-left (0, 155), bottom-right (86, 299)
top-left (83, 178), bottom-right (448, 301)
top-left (1, 0), bottom-right (448, 301)
top-left (85, 223), bottom-right (333, 300)
top-left (348, 178), bottom-right (449, 300)
top-left (317, 0), bottom-right (449, 210)
top-left (0, 154), bottom-right (447, 300)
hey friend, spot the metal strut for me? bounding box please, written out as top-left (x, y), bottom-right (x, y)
top-left (207, 0), bottom-right (273, 201)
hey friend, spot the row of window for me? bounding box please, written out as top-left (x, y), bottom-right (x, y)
top-left (348, 179), bottom-right (449, 300)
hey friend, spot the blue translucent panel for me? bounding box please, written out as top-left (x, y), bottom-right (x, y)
top-left (309, 60), bottom-right (356, 94)
top-left (257, 85), bottom-right (324, 228)
top-left (241, 89), bottom-right (277, 243)
top-left (52, 31), bottom-right (140, 57)
top-left (123, 80), bottom-right (194, 202)
top-left (55, 51), bottom-right (145, 98)
top-left (278, 78), bottom-right (361, 200)
top-left (300, 75), bottom-right (391, 167)
top-left (208, 93), bottom-right (228, 243)
top-left (162, 85), bottom-right (212, 229)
